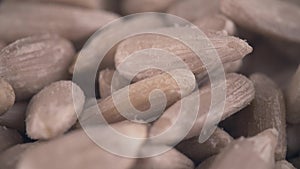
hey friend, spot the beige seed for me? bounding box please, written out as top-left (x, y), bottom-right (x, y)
top-left (220, 0), bottom-right (300, 43)
top-left (17, 122), bottom-right (147, 169)
top-left (115, 27), bottom-right (252, 81)
top-left (275, 160), bottom-right (296, 169)
top-left (167, 0), bottom-right (220, 22)
top-left (121, 0), bottom-right (176, 14)
top-left (83, 69), bottom-right (195, 124)
top-left (0, 102), bottom-right (27, 133)
top-left (18, 0), bottom-right (113, 9)
top-left (0, 78), bottom-right (15, 115)
top-left (0, 34), bottom-right (75, 100)
top-left (150, 73), bottom-right (255, 144)
top-left (286, 65), bottom-right (300, 124)
top-left (0, 143), bottom-right (36, 169)
top-left (26, 81), bottom-right (85, 140)
top-left (193, 14), bottom-right (236, 36)
top-left (132, 146), bottom-right (194, 169)
top-left (0, 1), bottom-right (118, 43)
top-left (221, 73), bottom-right (287, 160)
top-left (0, 126), bottom-right (23, 152)
top-left (209, 129), bottom-right (278, 169)
top-left (176, 128), bottom-right (233, 164)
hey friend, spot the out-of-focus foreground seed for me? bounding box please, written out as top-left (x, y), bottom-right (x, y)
top-left (121, 0), bottom-right (176, 14)
top-left (26, 81), bottom-right (85, 140)
top-left (0, 1), bottom-right (119, 43)
top-left (208, 129), bottom-right (278, 169)
top-left (17, 122), bottom-right (147, 169)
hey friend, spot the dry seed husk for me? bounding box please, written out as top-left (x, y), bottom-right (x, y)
top-left (195, 156), bottom-right (216, 169)
top-left (115, 27), bottom-right (252, 81)
top-left (0, 126), bottom-right (23, 152)
top-left (167, 0), bottom-right (220, 22)
top-left (275, 160), bottom-right (296, 169)
top-left (220, 0), bottom-right (300, 43)
top-left (193, 14), bottom-right (236, 36)
top-left (0, 34), bottom-right (75, 101)
top-left (0, 78), bottom-right (15, 115)
top-left (209, 129), bottom-right (278, 169)
top-left (0, 1), bottom-right (118, 43)
top-left (17, 122), bottom-right (147, 169)
top-left (150, 73), bottom-right (255, 144)
top-left (132, 146), bottom-right (194, 169)
top-left (26, 81), bottom-right (85, 140)
top-left (83, 69), bottom-right (195, 124)
top-left (121, 0), bottom-right (176, 14)
top-left (0, 102), bottom-right (27, 133)
top-left (19, 0), bottom-right (112, 9)
top-left (176, 128), bottom-right (233, 164)
top-left (0, 143), bottom-right (36, 169)
top-left (221, 73), bottom-right (287, 160)
top-left (287, 124), bottom-right (300, 157)
top-left (286, 65), bottom-right (300, 124)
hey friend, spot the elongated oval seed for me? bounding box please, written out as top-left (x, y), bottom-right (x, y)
top-left (208, 129), bottom-right (278, 169)
top-left (0, 126), bottom-right (23, 152)
top-left (176, 128), bottom-right (233, 164)
top-left (83, 69), bottom-right (195, 124)
top-left (115, 27), bottom-right (252, 81)
top-left (121, 0), bottom-right (176, 14)
top-left (167, 0), bottom-right (220, 22)
top-left (17, 122), bottom-right (147, 169)
top-left (286, 65), bottom-right (300, 124)
top-left (193, 14), bottom-right (236, 36)
top-left (0, 78), bottom-right (15, 115)
top-left (221, 73), bottom-right (287, 160)
top-left (0, 34), bottom-right (75, 100)
top-left (150, 73), bottom-right (255, 144)
top-left (275, 160), bottom-right (296, 169)
top-left (220, 0), bottom-right (300, 43)
top-left (0, 1), bottom-right (118, 43)
top-left (20, 0), bottom-right (109, 9)
top-left (132, 146), bottom-right (194, 169)
top-left (99, 69), bottom-right (115, 99)
top-left (0, 102), bottom-right (27, 133)
top-left (0, 143), bottom-right (36, 169)
top-left (26, 81), bottom-right (85, 140)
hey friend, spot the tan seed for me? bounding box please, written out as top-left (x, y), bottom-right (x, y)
top-left (0, 1), bottom-right (118, 43)
top-left (209, 129), bottom-right (278, 169)
top-left (220, 0), bottom-right (300, 43)
top-left (0, 34), bottom-right (75, 100)
top-left (83, 69), bottom-right (195, 124)
top-left (26, 81), bottom-right (85, 140)
top-left (0, 78), bottom-right (15, 115)
top-left (275, 160), bottom-right (296, 169)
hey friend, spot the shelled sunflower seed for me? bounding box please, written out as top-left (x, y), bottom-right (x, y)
top-left (0, 0), bottom-right (299, 168)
